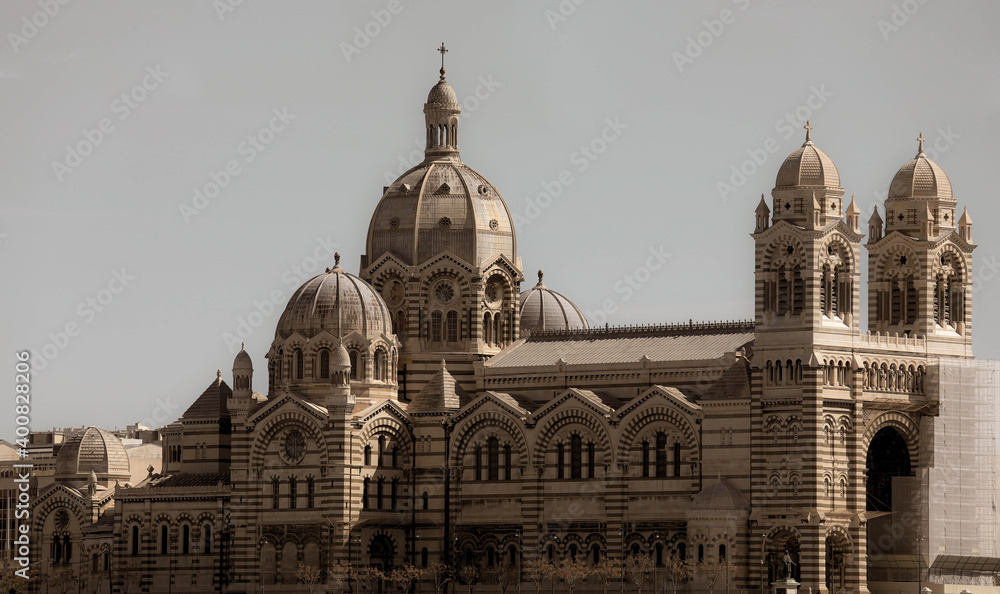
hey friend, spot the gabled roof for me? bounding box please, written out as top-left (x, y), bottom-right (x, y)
top-left (181, 372), bottom-right (232, 421)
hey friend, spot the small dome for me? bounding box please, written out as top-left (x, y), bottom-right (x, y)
top-left (55, 427), bottom-right (130, 481)
top-left (426, 75), bottom-right (460, 109)
top-left (518, 271), bottom-right (589, 335)
top-left (331, 343), bottom-right (351, 369)
top-left (690, 479), bottom-right (749, 512)
top-left (775, 142), bottom-right (841, 189)
top-left (888, 152), bottom-right (952, 200)
top-left (275, 254), bottom-right (393, 341)
top-left (233, 346), bottom-right (253, 372)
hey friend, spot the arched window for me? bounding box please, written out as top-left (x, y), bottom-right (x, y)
top-left (474, 445), bottom-right (482, 481)
top-left (719, 544), bottom-right (726, 560)
top-left (655, 543), bottom-right (664, 567)
top-left (376, 477), bottom-right (384, 509)
top-left (422, 492), bottom-right (429, 510)
top-left (570, 435), bottom-right (582, 479)
top-left (272, 477), bottom-right (280, 509)
top-left (487, 437), bottom-right (500, 481)
top-left (294, 348), bottom-right (304, 380)
top-left (446, 311), bottom-right (458, 342)
top-left (374, 349), bottom-right (386, 381)
top-left (673, 442), bottom-right (682, 477)
top-left (364, 444), bottom-right (372, 466)
top-left (493, 313), bottom-right (502, 346)
top-left (486, 546), bottom-right (496, 567)
top-left (160, 524), bottom-right (168, 555)
top-left (587, 441), bottom-right (596, 479)
top-left (569, 544), bottom-right (578, 561)
top-left (698, 544), bottom-right (704, 563)
top-left (319, 349), bottom-right (330, 379)
top-left (483, 313), bottom-right (493, 345)
top-left (349, 350), bottom-right (360, 380)
top-left (182, 524), bottom-right (190, 555)
top-left (307, 477), bottom-right (315, 508)
top-left (131, 525), bottom-right (140, 556)
top-left (289, 477), bottom-right (297, 509)
top-left (203, 524), bottom-right (212, 554)
top-left (504, 444), bottom-right (512, 481)
top-left (391, 478), bottom-right (399, 510)
top-left (431, 311), bottom-right (443, 342)
top-left (421, 547), bottom-right (429, 567)
top-left (641, 441), bottom-right (650, 478)
top-left (53, 534), bottom-right (63, 562)
top-left (678, 543), bottom-right (686, 561)
top-left (62, 535), bottom-right (72, 563)
top-left (509, 545), bottom-right (518, 566)
top-left (557, 443), bottom-right (565, 479)
top-left (655, 432), bottom-right (668, 478)
top-left (592, 544), bottom-right (601, 565)
top-left (378, 436), bottom-right (386, 467)
top-left (362, 478), bottom-right (370, 509)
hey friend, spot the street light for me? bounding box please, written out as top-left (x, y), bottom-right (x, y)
top-left (761, 531), bottom-right (769, 594)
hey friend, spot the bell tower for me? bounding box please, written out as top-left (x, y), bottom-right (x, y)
top-left (866, 134), bottom-right (974, 355)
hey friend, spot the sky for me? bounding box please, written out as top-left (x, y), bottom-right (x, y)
top-left (2, 0), bottom-right (999, 441)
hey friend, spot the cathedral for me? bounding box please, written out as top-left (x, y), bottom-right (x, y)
top-left (23, 53), bottom-right (1000, 594)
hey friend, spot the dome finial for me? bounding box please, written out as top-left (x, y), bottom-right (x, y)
top-left (217, 369), bottom-right (222, 380)
top-left (334, 252), bottom-right (341, 268)
top-left (917, 132), bottom-right (925, 156)
top-left (438, 42), bottom-right (448, 79)
top-left (803, 120), bottom-right (813, 144)
top-left (537, 270), bottom-right (544, 286)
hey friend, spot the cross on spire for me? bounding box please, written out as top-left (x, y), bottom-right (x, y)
top-left (804, 120), bottom-right (813, 143)
top-left (438, 43), bottom-right (448, 76)
top-left (917, 132), bottom-right (925, 155)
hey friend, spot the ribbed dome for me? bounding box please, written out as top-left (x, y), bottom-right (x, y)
top-left (275, 255), bottom-right (393, 341)
top-left (690, 479), bottom-right (749, 512)
top-left (331, 343), bottom-right (351, 369)
top-left (775, 140), bottom-right (841, 189)
top-left (518, 271), bottom-right (589, 335)
top-left (426, 76), bottom-right (459, 109)
top-left (888, 152), bottom-right (953, 200)
top-left (367, 162), bottom-right (516, 267)
top-left (55, 427), bottom-right (130, 481)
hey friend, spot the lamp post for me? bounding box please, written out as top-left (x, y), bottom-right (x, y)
top-left (515, 529), bottom-right (522, 594)
top-left (760, 532), bottom-right (768, 594)
top-left (619, 529), bottom-right (625, 594)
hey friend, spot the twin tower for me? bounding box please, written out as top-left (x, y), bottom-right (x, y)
top-left (753, 124), bottom-right (974, 356)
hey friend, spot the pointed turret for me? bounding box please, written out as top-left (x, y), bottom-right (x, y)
top-left (959, 207), bottom-right (973, 242)
top-left (845, 195), bottom-right (861, 233)
top-left (754, 194), bottom-right (770, 232)
top-left (868, 206), bottom-right (883, 243)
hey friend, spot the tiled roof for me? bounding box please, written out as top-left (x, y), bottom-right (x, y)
top-left (410, 362), bottom-right (469, 413)
top-left (81, 513), bottom-right (116, 533)
top-left (488, 322), bottom-right (754, 369)
top-left (182, 373), bottom-right (232, 420)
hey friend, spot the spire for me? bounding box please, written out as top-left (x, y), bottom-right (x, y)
top-left (803, 120), bottom-right (813, 145)
top-left (846, 195), bottom-right (860, 215)
top-left (845, 195), bottom-right (861, 233)
top-left (756, 194), bottom-right (770, 215)
top-left (438, 42), bottom-right (448, 77)
top-left (959, 206), bottom-right (973, 242)
top-left (754, 194), bottom-right (770, 233)
top-left (868, 205), bottom-right (884, 243)
top-left (917, 132), bottom-right (925, 156)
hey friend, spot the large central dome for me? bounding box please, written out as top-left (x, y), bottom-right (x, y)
top-left (364, 66), bottom-right (516, 269)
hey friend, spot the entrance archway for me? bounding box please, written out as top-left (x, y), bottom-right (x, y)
top-left (825, 529), bottom-right (851, 594)
top-left (369, 535), bottom-right (394, 571)
top-left (866, 427), bottom-right (911, 512)
top-left (764, 530), bottom-right (801, 584)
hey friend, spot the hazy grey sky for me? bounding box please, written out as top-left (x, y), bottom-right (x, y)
top-left (3, 0), bottom-right (999, 439)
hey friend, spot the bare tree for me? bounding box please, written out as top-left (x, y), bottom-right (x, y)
top-left (557, 558), bottom-right (591, 594)
top-left (297, 563), bottom-right (322, 593)
top-left (112, 560), bottom-right (140, 594)
top-left (663, 557), bottom-right (695, 594)
top-left (491, 562), bottom-right (519, 594)
top-left (427, 561), bottom-right (452, 594)
top-left (524, 558), bottom-right (554, 594)
top-left (625, 553), bottom-right (656, 594)
top-left (593, 558), bottom-right (624, 594)
top-left (696, 557), bottom-right (738, 594)
top-left (458, 564), bottom-right (479, 593)
top-left (390, 564), bottom-right (423, 593)
top-left (351, 565), bottom-right (385, 592)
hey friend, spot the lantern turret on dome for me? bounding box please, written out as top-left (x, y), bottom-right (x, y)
top-left (771, 121), bottom-right (845, 230)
